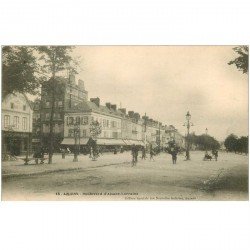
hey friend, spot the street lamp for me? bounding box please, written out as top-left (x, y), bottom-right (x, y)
top-left (183, 111), bottom-right (194, 160)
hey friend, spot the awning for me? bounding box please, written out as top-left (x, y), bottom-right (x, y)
top-left (61, 138), bottom-right (89, 145)
top-left (131, 140), bottom-right (145, 146)
top-left (124, 140), bottom-right (145, 146)
top-left (122, 139), bottom-right (132, 145)
top-left (96, 138), bottom-right (125, 146)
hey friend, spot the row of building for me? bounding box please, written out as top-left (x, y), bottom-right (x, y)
top-left (2, 75), bottom-right (185, 156)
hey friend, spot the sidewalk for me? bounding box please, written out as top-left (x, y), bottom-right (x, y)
top-left (2, 152), bottom-right (132, 178)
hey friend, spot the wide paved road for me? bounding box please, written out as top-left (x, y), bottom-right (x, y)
top-left (2, 151), bottom-right (248, 201)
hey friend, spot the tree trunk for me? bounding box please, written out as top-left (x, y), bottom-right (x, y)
top-left (48, 65), bottom-right (56, 164)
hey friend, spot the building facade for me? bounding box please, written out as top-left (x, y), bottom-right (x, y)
top-left (2, 92), bottom-right (33, 157)
top-left (36, 75), bottom-right (88, 150)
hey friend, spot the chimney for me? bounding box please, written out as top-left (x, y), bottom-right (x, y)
top-left (119, 108), bottom-right (126, 114)
top-left (106, 102), bottom-right (111, 109)
top-left (78, 79), bottom-right (85, 90)
top-left (90, 97), bottom-right (100, 107)
top-left (111, 104), bottom-right (117, 111)
top-left (128, 111), bottom-right (134, 118)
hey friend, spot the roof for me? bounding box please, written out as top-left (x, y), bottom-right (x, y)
top-left (2, 92), bottom-right (33, 110)
top-left (65, 100), bottom-right (124, 119)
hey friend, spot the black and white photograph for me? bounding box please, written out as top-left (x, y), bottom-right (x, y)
top-left (1, 45), bottom-right (248, 201)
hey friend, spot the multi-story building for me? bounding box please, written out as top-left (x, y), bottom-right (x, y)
top-left (2, 92), bottom-right (33, 157)
top-left (62, 98), bottom-right (124, 149)
top-left (62, 98), bottom-right (148, 150)
top-left (38, 75), bottom-right (88, 150)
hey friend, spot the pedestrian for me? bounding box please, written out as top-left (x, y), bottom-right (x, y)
top-left (33, 147), bottom-right (41, 165)
top-left (40, 147), bottom-right (45, 164)
top-left (212, 149), bottom-right (218, 161)
top-left (134, 145), bottom-right (139, 163)
top-left (61, 148), bottom-right (66, 159)
top-left (170, 147), bottom-right (178, 164)
top-left (141, 146), bottom-right (146, 160)
top-left (131, 144), bottom-right (136, 166)
top-left (150, 148), bottom-right (155, 161)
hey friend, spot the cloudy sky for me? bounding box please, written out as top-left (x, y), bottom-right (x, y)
top-left (73, 46), bottom-right (248, 141)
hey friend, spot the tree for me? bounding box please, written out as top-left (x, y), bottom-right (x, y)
top-left (90, 120), bottom-right (102, 139)
top-left (188, 133), bottom-right (220, 151)
top-left (2, 46), bottom-right (40, 97)
top-left (228, 46), bottom-right (248, 74)
top-left (224, 134), bottom-right (238, 153)
top-left (36, 46), bottom-right (77, 164)
top-left (237, 136), bottom-right (248, 154)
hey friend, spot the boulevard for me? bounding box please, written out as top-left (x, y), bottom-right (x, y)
top-left (2, 151), bottom-right (248, 201)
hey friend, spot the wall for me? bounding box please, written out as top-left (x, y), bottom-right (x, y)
top-left (2, 93), bottom-right (33, 133)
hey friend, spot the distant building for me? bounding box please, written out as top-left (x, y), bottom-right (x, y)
top-left (165, 125), bottom-right (185, 149)
top-left (2, 92), bottom-right (33, 156)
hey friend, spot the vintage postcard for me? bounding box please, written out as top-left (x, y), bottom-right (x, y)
top-left (1, 46), bottom-right (248, 201)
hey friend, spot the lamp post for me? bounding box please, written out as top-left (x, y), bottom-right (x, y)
top-left (183, 111), bottom-right (193, 160)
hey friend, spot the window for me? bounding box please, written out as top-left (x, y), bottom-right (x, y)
top-left (4, 115), bottom-right (10, 128)
top-left (68, 117), bottom-right (74, 125)
top-left (111, 121), bottom-right (117, 128)
top-left (54, 124), bottom-right (60, 133)
top-left (42, 124), bottom-right (49, 133)
top-left (82, 129), bottom-right (87, 138)
top-left (81, 116), bottom-right (88, 125)
top-left (10, 103), bottom-right (14, 109)
top-left (68, 129), bottom-right (74, 137)
top-left (76, 116), bottom-right (80, 125)
top-left (58, 101), bottom-right (63, 107)
top-left (45, 113), bottom-right (50, 120)
top-left (13, 116), bottom-right (19, 129)
top-left (22, 117), bottom-right (27, 130)
top-left (23, 105), bottom-right (26, 111)
top-left (107, 120), bottom-right (110, 128)
top-left (45, 101), bottom-right (50, 108)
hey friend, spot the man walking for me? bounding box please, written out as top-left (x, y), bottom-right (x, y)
top-left (149, 147), bottom-right (155, 161)
top-left (170, 147), bottom-right (178, 164)
top-left (141, 146), bottom-right (146, 160)
top-left (131, 144), bottom-right (136, 166)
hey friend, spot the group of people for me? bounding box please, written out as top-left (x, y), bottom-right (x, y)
top-left (130, 144), bottom-right (219, 166)
top-left (33, 146), bottom-right (46, 164)
top-left (204, 149), bottom-right (219, 161)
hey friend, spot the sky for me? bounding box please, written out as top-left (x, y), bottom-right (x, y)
top-left (71, 46), bottom-right (248, 141)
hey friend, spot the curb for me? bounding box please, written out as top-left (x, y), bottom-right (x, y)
top-left (2, 161), bottom-right (131, 179)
